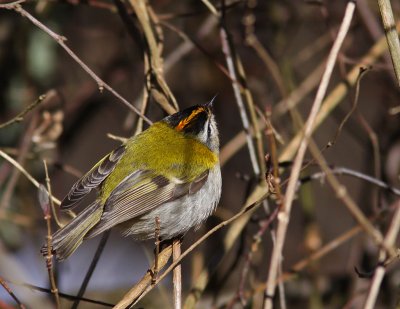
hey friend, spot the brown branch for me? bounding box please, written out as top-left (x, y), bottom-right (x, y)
top-left (41, 163), bottom-right (60, 308)
top-left (0, 94), bottom-right (46, 129)
top-left (363, 200), bottom-right (400, 308)
top-left (0, 111), bottom-right (38, 211)
top-left (263, 3), bottom-right (356, 307)
top-left (377, 0), bottom-right (400, 85)
top-left (71, 231), bottom-right (110, 309)
top-left (220, 26), bottom-right (261, 176)
top-left (114, 245), bottom-right (173, 309)
top-left (128, 0), bottom-right (178, 114)
top-left (0, 276), bottom-right (26, 309)
top-left (115, 185), bottom-right (267, 308)
top-left (0, 1), bottom-right (151, 124)
top-left (220, 20), bottom-right (400, 168)
top-left (172, 238), bottom-right (182, 309)
top-left (3, 278), bottom-right (114, 307)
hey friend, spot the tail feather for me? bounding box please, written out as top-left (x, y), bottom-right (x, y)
top-left (41, 200), bottom-right (103, 261)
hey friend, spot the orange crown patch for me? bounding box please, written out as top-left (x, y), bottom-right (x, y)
top-left (176, 107), bottom-right (206, 131)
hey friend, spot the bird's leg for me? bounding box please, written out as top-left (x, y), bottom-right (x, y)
top-left (151, 216), bottom-right (161, 284)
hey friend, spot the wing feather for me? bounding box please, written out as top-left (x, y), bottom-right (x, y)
top-left (61, 145), bottom-right (126, 210)
top-left (86, 170), bottom-right (208, 238)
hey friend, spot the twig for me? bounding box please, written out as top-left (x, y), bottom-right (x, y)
top-left (220, 26), bottom-right (261, 176)
top-left (0, 148), bottom-right (76, 223)
top-left (357, 113), bottom-right (381, 211)
top-left (0, 94), bottom-right (46, 129)
top-left (253, 214), bottom-right (377, 294)
top-left (263, 3), bottom-right (356, 308)
top-left (308, 135), bottom-right (390, 250)
top-left (172, 238), bottom-right (182, 309)
top-left (245, 34), bottom-right (286, 98)
top-left (0, 150), bottom-right (61, 206)
top-left (71, 230), bottom-right (110, 309)
top-left (114, 245), bottom-right (173, 309)
top-left (227, 205), bottom-right (279, 308)
top-left (330, 67), bottom-right (370, 146)
top-left (0, 111), bottom-right (39, 213)
top-left (115, 184), bottom-right (267, 308)
top-left (219, 20), bottom-right (400, 169)
top-left (200, 0), bottom-right (219, 16)
top-left (377, 0), bottom-right (400, 85)
top-left (0, 2), bottom-right (151, 124)
top-left (2, 279), bottom-right (114, 307)
top-left (358, 0), bottom-right (397, 83)
top-left (152, 216), bottom-right (161, 284)
top-left (300, 166), bottom-right (400, 196)
top-left (279, 20), bottom-right (400, 162)
top-left (183, 181), bottom-right (268, 309)
top-left (128, 0), bottom-right (178, 113)
top-left (363, 200), bottom-right (400, 309)
top-left (41, 162), bottom-right (60, 308)
top-left (106, 133), bottom-right (128, 144)
top-left (0, 276), bottom-right (26, 309)
top-left (123, 13), bottom-right (219, 128)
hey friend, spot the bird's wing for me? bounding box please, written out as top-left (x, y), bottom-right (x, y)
top-left (60, 145), bottom-right (126, 210)
top-left (86, 169), bottom-right (209, 238)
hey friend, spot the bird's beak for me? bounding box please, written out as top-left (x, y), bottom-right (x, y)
top-left (206, 94), bottom-right (218, 110)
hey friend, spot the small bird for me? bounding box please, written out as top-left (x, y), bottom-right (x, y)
top-left (43, 101), bottom-right (222, 261)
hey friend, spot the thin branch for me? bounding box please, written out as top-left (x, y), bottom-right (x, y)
top-left (377, 0), bottom-right (400, 85)
top-left (0, 150), bottom-right (61, 206)
top-left (300, 166), bottom-right (400, 196)
top-left (128, 0), bottom-right (178, 113)
top-left (279, 20), bottom-right (400, 162)
top-left (330, 67), bottom-right (370, 146)
top-left (42, 161), bottom-right (60, 308)
top-left (0, 276), bottom-right (26, 309)
top-left (0, 94), bottom-right (46, 129)
top-left (3, 279), bottom-right (114, 307)
top-left (363, 200), bottom-right (400, 309)
top-left (114, 245), bottom-right (173, 309)
top-left (358, 0), bottom-right (397, 83)
top-left (183, 182), bottom-right (269, 309)
top-left (219, 19), bottom-right (400, 169)
top-left (115, 186), bottom-right (267, 308)
top-left (0, 114), bottom-right (38, 211)
top-left (71, 231), bottom-right (110, 309)
top-left (263, 3), bottom-right (356, 308)
top-left (0, 2), bottom-right (151, 124)
top-left (220, 26), bottom-right (261, 176)
top-left (172, 238), bottom-right (182, 309)
top-left (307, 135), bottom-right (390, 251)
top-left (200, 0), bottom-right (219, 16)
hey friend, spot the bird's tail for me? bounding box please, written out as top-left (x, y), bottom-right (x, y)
top-left (41, 200), bottom-right (103, 261)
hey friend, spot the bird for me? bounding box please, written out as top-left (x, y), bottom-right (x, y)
top-left (42, 101), bottom-right (222, 261)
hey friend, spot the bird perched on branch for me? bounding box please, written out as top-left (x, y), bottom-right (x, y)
top-left (42, 100), bottom-right (222, 261)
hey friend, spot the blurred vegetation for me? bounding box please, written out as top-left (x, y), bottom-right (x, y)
top-left (0, 0), bottom-right (400, 308)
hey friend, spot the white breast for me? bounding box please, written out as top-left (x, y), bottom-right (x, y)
top-left (123, 166), bottom-right (222, 240)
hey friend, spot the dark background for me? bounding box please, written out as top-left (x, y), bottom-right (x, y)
top-left (0, 1), bottom-right (400, 308)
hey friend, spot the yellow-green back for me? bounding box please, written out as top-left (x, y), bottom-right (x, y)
top-left (100, 122), bottom-right (218, 202)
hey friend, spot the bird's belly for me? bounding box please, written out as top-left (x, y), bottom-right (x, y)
top-left (121, 166), bottom-right (222, 240)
